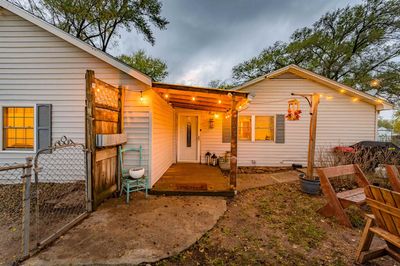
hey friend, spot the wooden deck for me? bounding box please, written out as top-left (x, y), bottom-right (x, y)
top-left (150, 163), bottom-right (233, 196)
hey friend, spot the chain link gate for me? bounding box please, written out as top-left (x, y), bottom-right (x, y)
top-left (33, 136), bottom-right (89, 248)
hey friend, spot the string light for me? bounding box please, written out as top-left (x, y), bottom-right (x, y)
top-left (376, 99), bottom-right (383, 103)
top-left (352, 97), bottom-right (359, 102)
top-left (319, 93), bottom-right (324, 97)
top-left (214, 113), bottom-right (219, 119)
top-left (97, 88), bottom-right (100, 92)
top-left (164, 93), bottom-right (169, 99)
top-left (370, 79), bottom-right (380, 87)
top-left (192, 96), bottom-right (196, 101)
top-left (340, 89), bottom-right (346, 93)
top-left (218, 99), bottom-right (222, 104)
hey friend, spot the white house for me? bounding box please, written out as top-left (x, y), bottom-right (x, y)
top-left (0, 0), bottom-right (393, 194)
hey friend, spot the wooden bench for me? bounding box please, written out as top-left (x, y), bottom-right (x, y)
top-left (355, 185), bottom-right (400, 263)
top-left (386, 165), bottom-right (400, 193)
top-left (317, 164), bottom-right (370, 227)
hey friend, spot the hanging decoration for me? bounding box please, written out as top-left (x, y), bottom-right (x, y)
top-left (286, 99), bottom-right (302, 120)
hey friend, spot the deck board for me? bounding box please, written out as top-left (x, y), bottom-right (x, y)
top-left (151, 163), bottom-right (231, 194)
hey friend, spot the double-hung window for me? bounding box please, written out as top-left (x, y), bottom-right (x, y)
top-left (238, 115), bottom-right (276, 142)
top-left (3, 107), bottom-right (34, 150)
top-left (255, 116), bottom-right (274, 141)
top-left (238, 116), bottom-right (252, 141)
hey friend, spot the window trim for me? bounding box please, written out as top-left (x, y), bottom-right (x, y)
top-left (0, 103), bottom-right (37, 153)
top-left (254, 115), bottom-right (276, 142)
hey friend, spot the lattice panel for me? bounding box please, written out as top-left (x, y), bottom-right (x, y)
top-left (94, 79), bottom-right (119, 110)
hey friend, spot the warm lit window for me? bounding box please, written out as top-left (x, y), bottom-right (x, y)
top-left (238, 116), bottom-right (251, 140)
top-left (3, 107), bottom-right (34, 150)
top-left (255, 116), bottom-right (274, 141)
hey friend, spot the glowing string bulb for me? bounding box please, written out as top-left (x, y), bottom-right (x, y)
top-left (376, 99), bottom-right (383, 103)
top-left (214, 113), bottom-right (219, 119)
top-left (164, 94), bottom-right (169, 99)
top-left (352, 97), bottom-right (359, 102)
top-left (97, 88), bottom-right (100, 92)
top-left (218, 99), bottom-right (222, 104)
top-left (192, 97), bottom-right (196, 101)
top-left (340, 89), bottom-right (346, 93)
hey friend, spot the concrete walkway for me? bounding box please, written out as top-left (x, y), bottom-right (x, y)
top-left (25, 194), bottom-right (227, 265)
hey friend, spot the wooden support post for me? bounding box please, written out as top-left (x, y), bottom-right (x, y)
top-left (85, 70), bottom-right (95, 211)
top-left (116, 86), bottom-right (124, 193)
top-left (307, 93), bottom-right (320, 179)
top-left (230, 96), bottom-right (238, 190)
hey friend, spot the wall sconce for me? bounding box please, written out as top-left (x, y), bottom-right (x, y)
top-left (209, 118), bottom-right (215, 129)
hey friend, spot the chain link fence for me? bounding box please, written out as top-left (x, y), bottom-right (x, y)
top-left (0, 159), bottom-right (33, 265)
top-left (0, 137), bottom-right (89, 265)
top-left (33, 136), bottom-right (88, 247)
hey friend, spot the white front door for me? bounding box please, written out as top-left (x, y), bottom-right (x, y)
top-left (178, 115), bottom-right (199, 162)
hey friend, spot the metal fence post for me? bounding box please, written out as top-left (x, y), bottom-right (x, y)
top-left (21, 157), bottom-right (33, 258)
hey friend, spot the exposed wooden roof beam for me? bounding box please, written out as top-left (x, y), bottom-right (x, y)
top-left (153, 82), bottom-right (248, 97)
top-left (168, 98), bottom-right (231, 109)
top-left (172, 103), bottom-right (228, 112)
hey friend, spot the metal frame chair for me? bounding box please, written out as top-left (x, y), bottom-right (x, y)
top-left (118, 145), bottom-right (148, 203)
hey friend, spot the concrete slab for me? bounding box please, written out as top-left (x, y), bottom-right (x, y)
top-left (25, 194), bottom-right (226, 266)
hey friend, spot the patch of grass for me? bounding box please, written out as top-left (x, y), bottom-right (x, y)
top-left (284, 216), bottom-right (325, 249)
top-left (346, 205), bottom-right (365, 229)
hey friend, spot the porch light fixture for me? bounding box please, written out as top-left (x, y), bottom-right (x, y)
top-left (214, 113), bottom-right (219, 119)
top-left (140, 91), bottom-right (143, 102)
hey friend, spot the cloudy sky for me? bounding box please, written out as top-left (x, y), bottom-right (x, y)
top-left (113, 0), bottom-right (363, 86)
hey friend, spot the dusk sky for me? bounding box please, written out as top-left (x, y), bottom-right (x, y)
top-left (112, 0), bottom-right (393, 119)
top-left (113, 0), bottom-right (363, 86)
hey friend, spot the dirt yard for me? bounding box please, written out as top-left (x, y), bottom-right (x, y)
top-left (152, 182), bottom-right (398, 266)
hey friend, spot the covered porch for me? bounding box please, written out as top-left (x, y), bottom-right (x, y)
top-left (150, 82), bottom-right (249, 195)
top-left (151, 163), bottom-right (232, 196)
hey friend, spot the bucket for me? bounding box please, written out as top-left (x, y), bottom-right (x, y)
top-left (299, 173), bottom-right (321, 195)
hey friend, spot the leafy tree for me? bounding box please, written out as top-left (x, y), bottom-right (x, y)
top-left (12, 0), bottom-right (168, 52)
top-left (378, 118), bottom-right (393, 130)
top-left (208, 79), bottom-right (234, 90)
top-left (118, 50), bottom-right (168, 81)
top-left (394, 110), bottom-right (400, 134)
top-left (232, 0), bottom-right (400, 104)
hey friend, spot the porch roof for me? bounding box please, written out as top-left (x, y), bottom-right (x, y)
top-left (152, 82), bottom-right (249, 112)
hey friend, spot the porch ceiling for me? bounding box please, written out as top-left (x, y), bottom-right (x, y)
top-left (152, 82), bottom-right (248, 112)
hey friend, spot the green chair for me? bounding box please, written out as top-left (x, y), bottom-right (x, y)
top-left (118, 145), bottom-right (148, 203)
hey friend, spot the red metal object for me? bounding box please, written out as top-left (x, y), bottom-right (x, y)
top-left (333, 146), bottom-right (355, 153)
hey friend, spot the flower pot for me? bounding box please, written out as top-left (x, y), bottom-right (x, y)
top-left (299, 174), bottom-right (321, 195)
top-left (129, 167), bottom-right (145, 179)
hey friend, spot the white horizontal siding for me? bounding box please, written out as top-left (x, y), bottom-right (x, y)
top-left (150, 90), bottom-right (175, 186)
top-left (0, 9), bottom-right (147, 166)
top-left (236, 78), bottom-right (376, 166)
